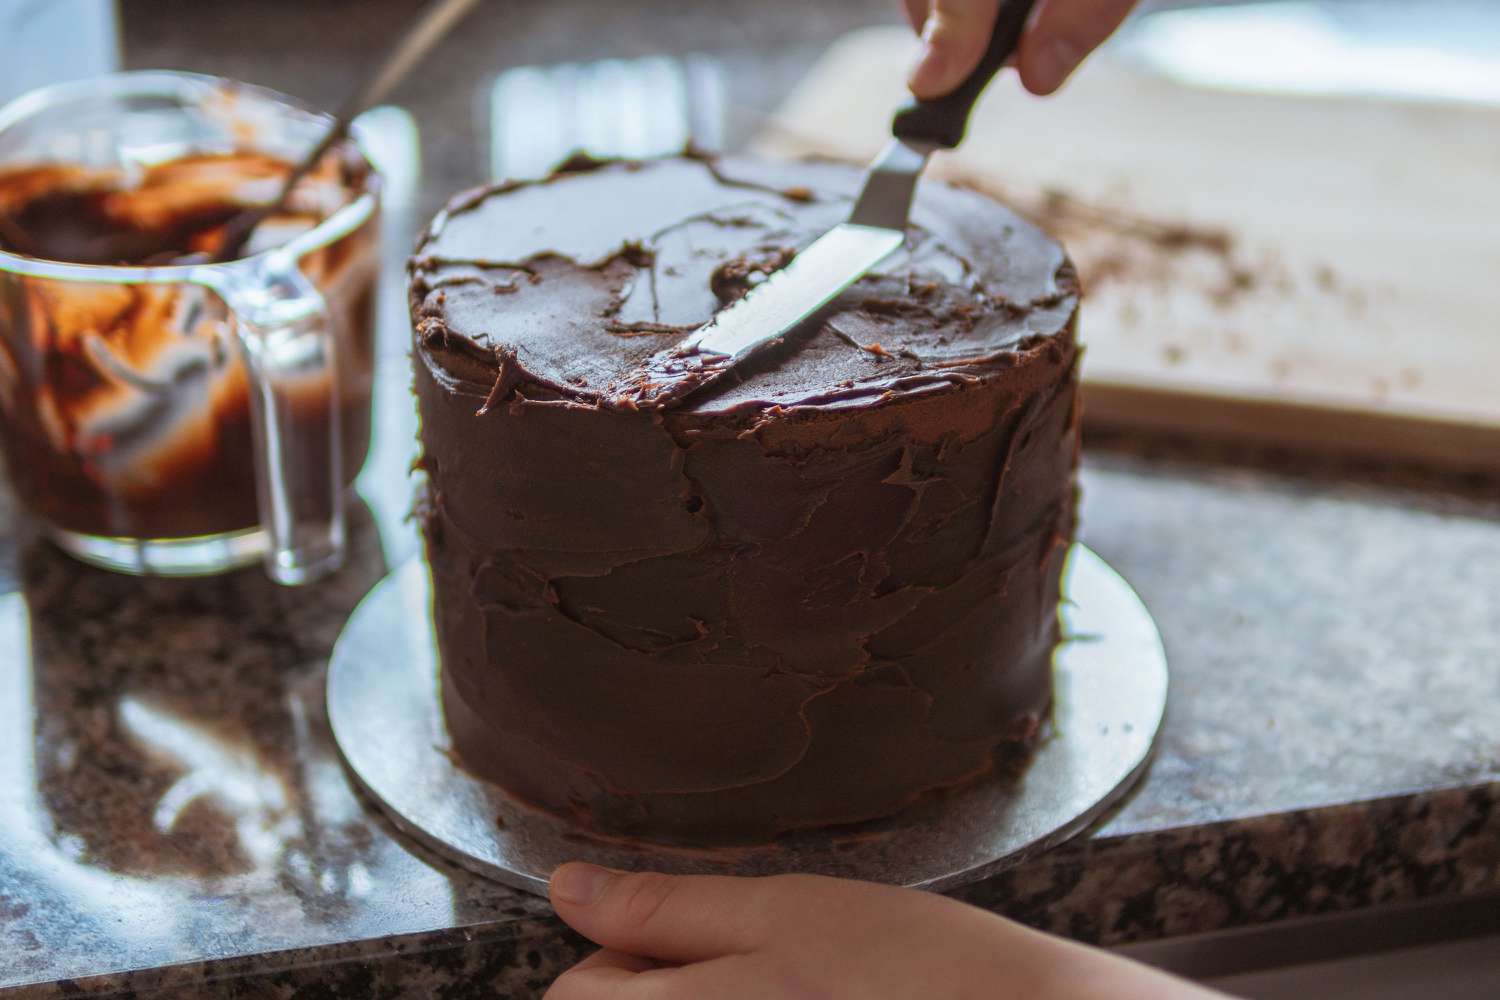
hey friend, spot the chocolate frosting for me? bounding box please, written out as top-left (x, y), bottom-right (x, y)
top-left (410, 155), bottom-right (1080, 842)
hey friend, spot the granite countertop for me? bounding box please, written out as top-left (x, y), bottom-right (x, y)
top-left (1, 1), bottom-right (1498, 997)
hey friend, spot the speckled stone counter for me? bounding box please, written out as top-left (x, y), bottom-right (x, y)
top-left (1, 2), bottom-right (1497, 997)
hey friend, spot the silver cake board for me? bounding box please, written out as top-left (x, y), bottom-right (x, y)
top-left (326, 545), bottom-right (1168, 897)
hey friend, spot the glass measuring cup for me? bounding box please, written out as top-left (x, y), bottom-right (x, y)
top-left (0, 71), bottom-right (380, 585)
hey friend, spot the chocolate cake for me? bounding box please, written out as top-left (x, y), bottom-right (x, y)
top-left (409, 155), bottom-right (1080, 843)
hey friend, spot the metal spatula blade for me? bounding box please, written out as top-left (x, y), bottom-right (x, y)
top-left (690, 223), bottom-right (904, 360)
top-left (688, 136), bottom-right (928, 361)
top-left (628, 0), bottom-right (1038, 410)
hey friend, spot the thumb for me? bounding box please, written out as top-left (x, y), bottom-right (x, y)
top-left (550, 864), bottom-right (784, 964)
top-left (907, 0), bottom-right (1003, 99)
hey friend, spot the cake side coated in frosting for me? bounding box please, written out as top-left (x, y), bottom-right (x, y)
top-left (410, 155), bottom-right (1081, 842)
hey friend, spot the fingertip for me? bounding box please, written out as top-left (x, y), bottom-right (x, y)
top-left (1020, 0), bottom-right (1138, 95)
top-left (545, 949), bottom-right (661, 999)
top-left (543, 966), bottom-right (625, 999)
top-left (549, 870), bottom-right (778, 965)
top-left (906, 0), bottom-right (1002, 100)
top-left (551, 862), bottom-right (622, 908)
top-left (906, 41), bottom-right (952, 100)
top-left (576, 948), bottom-right (661, 974)
top-left (1018, 35), bottom-right (1080, 95)
top-left (902, 0), bottom-right (929, 32)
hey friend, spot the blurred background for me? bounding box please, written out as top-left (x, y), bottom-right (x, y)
top-left (6, 1), bottom-right (1499, 220)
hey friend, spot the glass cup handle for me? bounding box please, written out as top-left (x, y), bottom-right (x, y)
top-left (212, 251), bottom-right (345, 586)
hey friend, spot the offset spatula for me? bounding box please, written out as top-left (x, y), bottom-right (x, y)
top-left (619, 0), bottom-right (1038, 409)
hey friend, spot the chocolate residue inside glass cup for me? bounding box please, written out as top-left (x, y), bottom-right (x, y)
top-left (0, 146), bottom-right (365, 265)
top-left (0, 146), bottom-right (379, 542)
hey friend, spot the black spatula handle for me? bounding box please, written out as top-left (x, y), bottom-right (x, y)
top-left (892, 0), bottom-right (1039, 149)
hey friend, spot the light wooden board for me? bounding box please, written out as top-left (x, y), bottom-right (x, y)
top-left (756, 27), bottom-right (1500, 472)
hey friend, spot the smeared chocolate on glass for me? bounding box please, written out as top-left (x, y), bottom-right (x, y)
top-left (0, 145), bottom-right (378, 541)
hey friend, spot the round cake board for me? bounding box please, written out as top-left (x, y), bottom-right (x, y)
top-left (326, 545), bottom-right (1167, 897)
